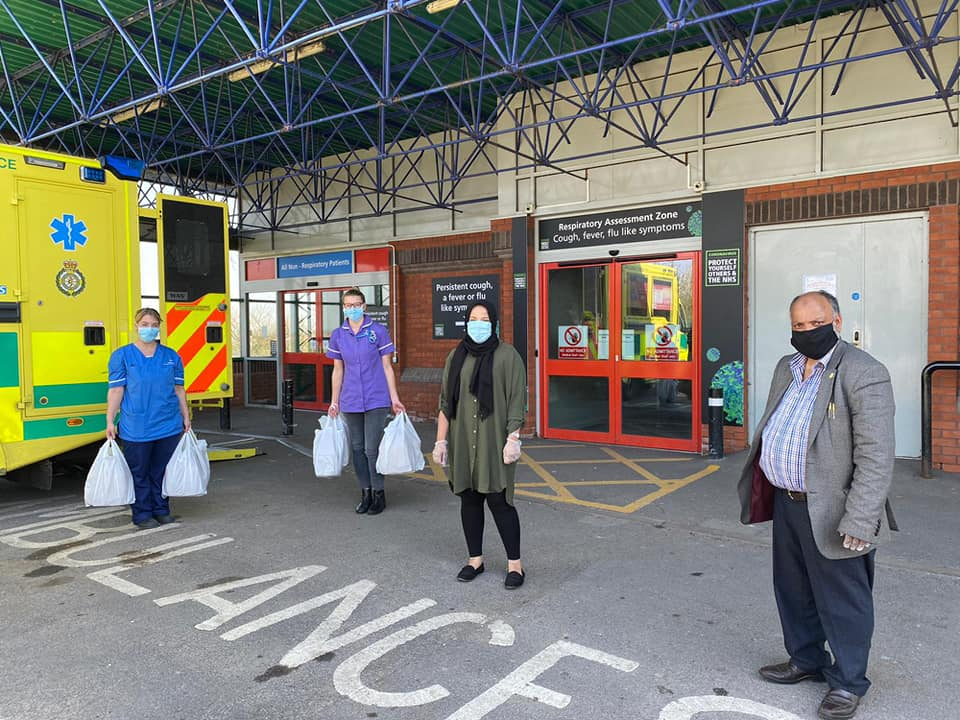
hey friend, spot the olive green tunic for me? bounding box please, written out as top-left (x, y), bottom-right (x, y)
top-left (439, 343), bottom-right (527, 504)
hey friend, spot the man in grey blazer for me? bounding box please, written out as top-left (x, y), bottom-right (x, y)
top-left (738, 290), bottom-right (896, 720)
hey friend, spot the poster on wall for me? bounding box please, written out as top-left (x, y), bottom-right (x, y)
top-left (432, 275), bottom-right (500, 339)
top-left (365, 304), bottom-right (390, 327)
top-left (705, 248), bottom-right (740, 286)
top-left (538, 201), bottom-right (703, 250)
top-left (802, 273), bottom-right (837, 296)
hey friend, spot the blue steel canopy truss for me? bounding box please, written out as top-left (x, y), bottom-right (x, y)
top-left (0, 0), bottom-right (957, 232)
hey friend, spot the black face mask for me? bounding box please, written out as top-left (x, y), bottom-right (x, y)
top-left (791, 323), bottom-right (838, 359)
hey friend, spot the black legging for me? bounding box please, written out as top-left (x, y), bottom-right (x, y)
top-left (459, 489), bottom-right (521, 561)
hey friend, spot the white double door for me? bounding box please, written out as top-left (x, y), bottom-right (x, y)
top-left (749, 213), bottom-right (927, 458)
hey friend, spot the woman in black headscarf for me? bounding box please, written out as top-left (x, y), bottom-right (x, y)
top-left (433, 300), bottom-right (528, 588)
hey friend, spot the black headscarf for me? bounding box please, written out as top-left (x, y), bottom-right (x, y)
top-left (446, 300), bottom-right (500, 420)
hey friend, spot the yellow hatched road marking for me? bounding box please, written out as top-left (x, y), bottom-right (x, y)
top-left (406, 446), bottom-right (718, 514)
top-left (526, 457), bottom-right (691, 464)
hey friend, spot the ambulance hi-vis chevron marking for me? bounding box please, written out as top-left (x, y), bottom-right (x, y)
top-left (154, 193), bottom-right (232, 406)
top-left (165, 296), bottom-right (230, 397)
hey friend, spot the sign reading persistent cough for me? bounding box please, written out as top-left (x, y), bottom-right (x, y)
top-left (432, 275), bottom-right (500, 339)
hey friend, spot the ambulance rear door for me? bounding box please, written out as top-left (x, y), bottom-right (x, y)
top-left (16, 178), bottom-right (120, 419)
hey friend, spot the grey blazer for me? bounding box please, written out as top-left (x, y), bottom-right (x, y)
top-left (738, 341), bottom-right (897, 560)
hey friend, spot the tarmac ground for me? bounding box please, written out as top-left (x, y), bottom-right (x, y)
top-left (1, 405), bottom-right (957, 720)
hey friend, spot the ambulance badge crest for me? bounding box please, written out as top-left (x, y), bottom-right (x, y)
top-left (56, 259), bottom-right (86, 297)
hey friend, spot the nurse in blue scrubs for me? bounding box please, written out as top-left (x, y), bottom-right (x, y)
top-left (106, 308), bottom-right (191, 528)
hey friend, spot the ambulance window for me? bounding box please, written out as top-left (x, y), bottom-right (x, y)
top-left (652, 279), bottom-right (672, 320)
top-left (162, 200), bottom-right (226, 302)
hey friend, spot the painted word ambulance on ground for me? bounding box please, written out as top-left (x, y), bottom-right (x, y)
top-left (0, 144), bottom-right (230, 487)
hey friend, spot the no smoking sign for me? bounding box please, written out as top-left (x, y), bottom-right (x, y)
top-left (558, 324), bottom-right (588, 359)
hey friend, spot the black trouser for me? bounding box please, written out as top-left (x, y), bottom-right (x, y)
top-left (772, 488), bottom-right (875, 696)
top-left (459, 489), bottom-right (521, 561)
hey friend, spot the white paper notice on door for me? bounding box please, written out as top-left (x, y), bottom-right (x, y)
top-left (621, 329), bottom-right (635, 360)
top-left (597, 329), bottom-right (609, 360)
top-left (802, 273), bottom-right (837, 296)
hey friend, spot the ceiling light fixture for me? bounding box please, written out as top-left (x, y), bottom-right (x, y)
top-left (227, 39), bottom-right (326, 82)
top-left (110, 98), bottom-right (165, 124)
top-left (426, 0), bottom-right (461, 13)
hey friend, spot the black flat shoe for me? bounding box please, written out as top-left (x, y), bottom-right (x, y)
top-left (134, 518), bottom-right (160, 529)
top-left (154, 515), bottom-right (178, 525)
top-left (457, 564), bottom-right (484, 582)
top-left (504, 570), bottom-right (525, 589)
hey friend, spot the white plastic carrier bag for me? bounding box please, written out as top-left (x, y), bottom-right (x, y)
top-left (376, 411), bottom-right (425, 475)
top-left (313, 414), bottom-right (350, 477)
top-left (84, 438), bottom-right (136, 507)
top-left (162, 430), bottom-right (210, 497)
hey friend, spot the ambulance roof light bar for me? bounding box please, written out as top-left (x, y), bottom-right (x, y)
top-left (101, 155), bottom-right (145, 181)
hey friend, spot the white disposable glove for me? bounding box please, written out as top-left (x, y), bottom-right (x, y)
top-left (432, 440), bottom-right (448, 466)
top-left (502, 436), bottom-right (522, 465)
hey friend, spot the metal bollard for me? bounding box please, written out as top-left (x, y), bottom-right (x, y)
top-left (708, 387), bottom-right (724, 459)
top-left (219, 398), bottom-right (232, 431)
top-left (281, 379), bottom-right (294, 436)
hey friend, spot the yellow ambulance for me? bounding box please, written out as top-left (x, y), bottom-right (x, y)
top-left (0, 144), bottom-right (231, 488)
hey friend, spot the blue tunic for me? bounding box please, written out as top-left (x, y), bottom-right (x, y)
top-left (108, 344), bottom-right (185, 442)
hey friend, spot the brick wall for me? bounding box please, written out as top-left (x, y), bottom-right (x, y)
top-left (700, 424), bottom-right (748, 455)
top-left (745, 163), bottom-right (960, 471)
top-left (394, 221), bottom-right (537, 434)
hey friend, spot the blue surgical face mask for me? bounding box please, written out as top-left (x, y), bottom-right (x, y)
top-left (343, 306), bottom-right (364, 323)
top-left (467, 320), bottom-right (492, 344)
top-left (138, 326), bottom-right (160, 343)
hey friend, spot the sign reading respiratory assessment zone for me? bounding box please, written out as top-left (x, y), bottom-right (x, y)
top-left (539, 201), bottom-right (702, 250)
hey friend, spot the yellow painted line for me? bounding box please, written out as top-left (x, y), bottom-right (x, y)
top-left (400, 445), bottom-right (720, 516)
top-left (518, 479), bottom-right (663, 487)
top-left (526, 457), bottom-right (693, 465)
top-left (513, 489), bottom-right (644, 513)
top-left (602, 447), bottom-right (662, 483)
top-left (621, 464), bottom-right (720, 512)
top-left (519, 451), bottom-right (576, 500)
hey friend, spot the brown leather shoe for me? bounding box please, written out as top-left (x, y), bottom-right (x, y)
top-left (818, 688), bottom-right (860, 719)
top-left (759, 661), bottom-right (825, 684)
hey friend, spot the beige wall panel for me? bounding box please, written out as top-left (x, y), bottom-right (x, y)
top-left (552, 114), bottom-right (613, 162)
top-left (822, 17), bottom-right (958, 115)
top-left (705, 45), bottom-right (817, 135)
top-left (393, 179), bottom-right (437, 211)
top-left (610, 155), bottom-right (691, 198)
top-left (822, 113), bottom-right (958, 170)
top-left (705, 133), bottom-right (816, 186)
top-left (609, 68), bottom-right (702, 148)
top-left (395, 207), bottom-right (451, 237)
top-left (452, 165), bottom-right (497, 203)
top-left (586, 165), bottom-right (615, 203)
top-left (453, 199), bottom-right (498, 232)
top-left (350, 213), bottom-right (395, 242)
top-left (513, 176), bottom-right (532, 214)
top-left (535, 170), bottom-right (590, 208)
